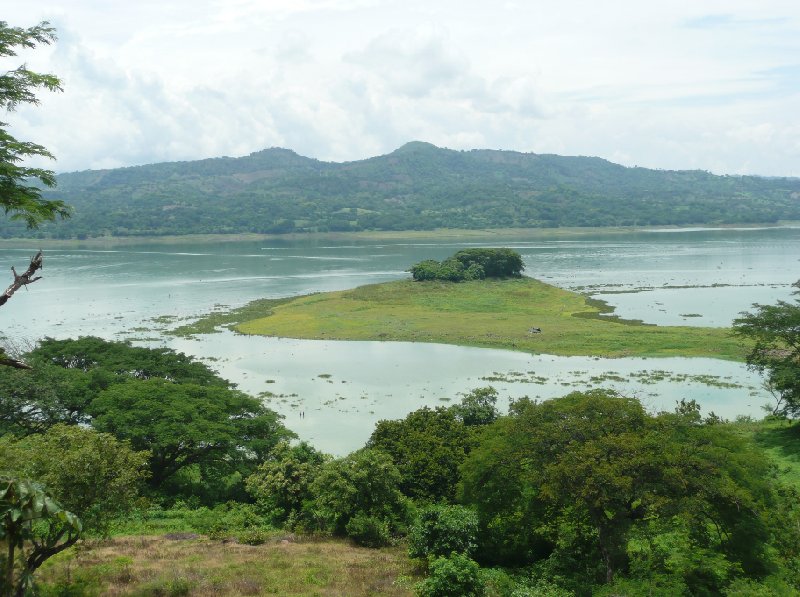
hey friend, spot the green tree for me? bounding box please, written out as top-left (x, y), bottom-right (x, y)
top-left (368, 406), bottom-right (473, 502)
top-left (0, 424), bottom-right (148, 535)
top-left (460, 391), bottom-right (778, 592)
top-left (0, 364), bottom-right (93, 435)
top-left (245, 440), bottom-right (329, 524)
top-left (449, 387), bottom-right (498, 427)
top-left (306, 448), bottom-right (408, 536)
top-left (30, 336), bottom-right (228, 387)
top-left (89, 378), bottom-right (293, 487)
top-left (0, 478), bottom-right (81, 597)
top-left (408, 504), bottom-right (479, 560)
top-left (0, 21), bottom-right (69, 228)
top-left (733, 287), bottom-right (800, 417)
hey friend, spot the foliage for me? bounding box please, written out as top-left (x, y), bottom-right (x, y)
top-left (733, 288), bottom-right (800, 417)
top-left (450, 387), bottom-right (499, 427)
top-left (408, 504), bottom-right (479, 560)
top-left (452, 248), bottom-right (524, 278)
top-left (0, 20), bottom-right (70, 228)
top-left (460, 391), bottom-right (781, 592)
top-left (306, 448), bottom-right (408, 537)
top-left (0, 424), bottom-right (148, 535)
top-left (7, 142), bottom-right (800, 239)
top-left (368, 406), bottom-right (474, 502)
top-left (409, 248), bottom-right (523, 282)
top-left (345, 514), bottom-right (392, 548)
top-left (89, 378), bottom-right (294, 487)
top-left (0, 477), bottom-right (82, 597)
top-left (30, 336), bottom-right (227, 387)
top-left (415, 553), bottom-right (484, 597)
top-left (245, 440), bottom-right (329, 524)
top-left (0, 364), bottom-right (94, 436)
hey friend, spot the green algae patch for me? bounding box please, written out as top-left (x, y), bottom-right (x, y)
top-left (221, 278), bottom-right (746, 360)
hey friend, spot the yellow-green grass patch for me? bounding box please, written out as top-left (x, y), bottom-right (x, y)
top-left (224, 278), bottom-right (747, 360)
top-left (38, 535), bottom-right (417, 596)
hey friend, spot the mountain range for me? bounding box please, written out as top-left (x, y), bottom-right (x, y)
top-left (7, 141), bottom-right (800, 238)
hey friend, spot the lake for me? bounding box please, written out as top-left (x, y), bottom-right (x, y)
top-left (1, 226), bottom-right (797, 454)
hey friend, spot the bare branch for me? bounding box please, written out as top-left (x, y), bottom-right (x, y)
top-left (0, 250), bottom-right (43, 307)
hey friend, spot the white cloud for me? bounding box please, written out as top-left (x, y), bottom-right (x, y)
top-left (3, 0), bottom-right (800, 176)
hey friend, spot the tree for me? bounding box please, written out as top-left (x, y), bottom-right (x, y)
top-left (449, 387), bottom-right (499, 427)
top-left (0, 478), bottom-right (82, 597)
top-left (460, 391), bottom-right (778, 592)
top-left (733, 287), bottom-right (800, 417)
top-left (0, 424), bottom-right (149, 535)
top-left (0, 364), bottom-right (93, 435)
top-left (368, 406), bottom-right (474, 502)
top-left (30, 336), bottom-right (228, 387)
top-left (245, 440), bottom-right (329, 524)
top-left (0, 21), bottom-right (69, 228)
top-left (306, 448), bottom-right (408, 536)
top-left (89, 378), bottom-right (293, 487)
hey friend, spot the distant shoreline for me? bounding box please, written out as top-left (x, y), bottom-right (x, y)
top-left (1, 222), bottom-right (798, 248)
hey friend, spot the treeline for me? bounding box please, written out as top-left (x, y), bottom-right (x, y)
top-left (2, 337), bottom-right (799, 596)
top-left (4, 142), bottom-right (800, 239)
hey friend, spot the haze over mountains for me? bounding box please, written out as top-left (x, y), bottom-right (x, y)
top-left (10, 142), bottom-right (800, 238)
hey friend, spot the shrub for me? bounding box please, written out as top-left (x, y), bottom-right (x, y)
top-left (408, 504), bottom-right (478, 559)
top-left (345, 513), bottom-right (392, 548)
top-left (416, 553), bottom-right (484, 597)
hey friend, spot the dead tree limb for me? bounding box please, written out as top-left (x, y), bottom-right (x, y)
top-left (0, 250), bottom-right (43, 307)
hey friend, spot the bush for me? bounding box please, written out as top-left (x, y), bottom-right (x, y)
top-left (236, 527), bottom-right (273, 545)
top-left (408, 504), bottom-right (479, 559)
top-left (416, 553), bottom-right (484, 597)
top-left (306, 448), bottom-right (409, 535)
top-left (345, 513), bottom-right (392, 548)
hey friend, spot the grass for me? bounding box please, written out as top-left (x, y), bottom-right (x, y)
top-left (38, 535), bottom-right (418, 596)
top-left (183, 277), bottom-right (748, 360)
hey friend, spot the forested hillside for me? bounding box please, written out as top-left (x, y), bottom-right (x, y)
top-left (7, 141), bottom-right (800, 238)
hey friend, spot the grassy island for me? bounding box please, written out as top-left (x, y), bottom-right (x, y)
top-left (179, 277), bottom-right (747, 360)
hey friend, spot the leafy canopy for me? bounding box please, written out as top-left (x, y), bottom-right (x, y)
top-left (733, 285), bottom-right (800, 417)
top-left (409, 248), bottom-right (524, 282)
top-left (0, 21), bottom-right (70, 227)
top-left (460, 391), bottom-right (779, 593)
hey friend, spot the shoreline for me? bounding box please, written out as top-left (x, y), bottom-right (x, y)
top-left (1, 222), bottom-right (798, 248)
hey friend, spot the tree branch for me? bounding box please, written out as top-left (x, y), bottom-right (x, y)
top-left (0, 250), bottom-right (43, 307)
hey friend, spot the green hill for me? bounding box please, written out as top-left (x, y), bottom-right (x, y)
top-left (9, 141), bottom-right (800, 238)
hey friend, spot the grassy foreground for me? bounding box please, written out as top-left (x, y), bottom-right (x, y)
top-left (38, 536), bottom-right (416, 596)
top-left (181, 277), bottom-right (747, 360)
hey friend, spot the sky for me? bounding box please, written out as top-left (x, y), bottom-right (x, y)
top-left (4, 0), bottom-right (800, 176)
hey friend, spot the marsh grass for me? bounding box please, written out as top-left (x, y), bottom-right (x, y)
top-left (193, 278), bottom-right (747, 360)
top-left (38, 535), bottom-right (417, 596)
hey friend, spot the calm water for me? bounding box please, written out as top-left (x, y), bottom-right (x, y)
top-left (1, 227), bottom-right (797, 453)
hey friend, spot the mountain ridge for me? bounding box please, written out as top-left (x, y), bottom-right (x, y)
top-left (7, 142), bottom-right (800, 238)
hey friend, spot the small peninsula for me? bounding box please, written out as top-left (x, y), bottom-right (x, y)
top-left (177, 276), bottom-right (746, 360)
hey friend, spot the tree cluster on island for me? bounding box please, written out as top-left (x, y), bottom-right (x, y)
top-left (409, 248), bottom-right (524, 282)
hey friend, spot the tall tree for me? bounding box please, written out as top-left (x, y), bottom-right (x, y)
top-left (0, 21), bottom-right (69, 318)
top-left (733, 284), bottom-right (800, 417)
top-left (0, 21), bottom-right (68, 228)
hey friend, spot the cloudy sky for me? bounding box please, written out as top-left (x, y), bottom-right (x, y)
top-left (5, 1), bottom-right (800, 175)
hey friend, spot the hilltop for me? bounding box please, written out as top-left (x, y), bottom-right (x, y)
top-left (8, 141), bottom-right (800, 238)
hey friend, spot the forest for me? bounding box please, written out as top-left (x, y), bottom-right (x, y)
top-left (1, 141), bottom-right (800, 239)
